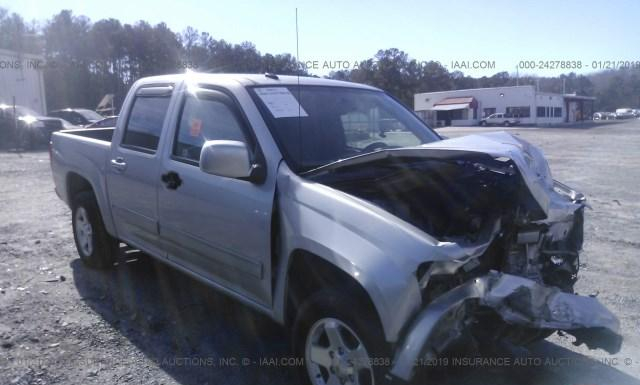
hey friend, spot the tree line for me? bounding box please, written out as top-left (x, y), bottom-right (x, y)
top-left (1, 8), bottom-right (638, 112)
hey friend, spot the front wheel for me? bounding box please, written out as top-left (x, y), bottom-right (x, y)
top-left (17, 129), bottom-right (36, 150)
top-left (72, 191), bottom-right (118, 269)
top-left (293, 290), bottom-right (391, 385)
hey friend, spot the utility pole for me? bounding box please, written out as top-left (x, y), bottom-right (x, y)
top-left (12, 96), bottom-right (18, 151)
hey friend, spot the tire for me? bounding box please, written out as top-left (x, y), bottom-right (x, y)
top-left (71, 191), bottom-right (118, 269)
top-left (479, 121), bottom-right (487, 126)
top-left (18, 129), bottom-right (35, 150)
top-left (503, 121), bottom-right (511, 127)
top-left (292, 289), bottom-right (391, 385)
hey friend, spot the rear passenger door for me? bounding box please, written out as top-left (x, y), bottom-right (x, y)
top-left (107, 84), bottom-right (174, 257)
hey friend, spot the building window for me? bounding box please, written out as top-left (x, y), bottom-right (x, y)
top-left (506, 106), bottom-right (531, 118)
top-left (536, 107), bottom-right (545, 117)
top-left (483, 108), bottom-right (496, 118)
top-left (450, 109), bottom-right (464, 120)
top-left (553, 107), bottom-right (562, 117)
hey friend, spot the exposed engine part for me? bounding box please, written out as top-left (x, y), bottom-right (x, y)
top-left (501, 208), bottom-right (583, 292)
top-left (308, 153), bottom-right (533, 240)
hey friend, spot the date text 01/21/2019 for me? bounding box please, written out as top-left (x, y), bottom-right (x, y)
top-left (517, 60), bottom-right (640, 70)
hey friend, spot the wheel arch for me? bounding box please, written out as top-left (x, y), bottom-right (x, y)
top-left (66, 172), bottom-right (93, 203)
top-left (284, 249), bottom-right (385, 338)
top-left (65, 171), bottom-right (117, 237)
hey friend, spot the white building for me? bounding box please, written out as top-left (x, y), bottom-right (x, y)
top-left (414, 85), bottom-right (595, 127)
top-left (0, 48), bottom-right (47, 114)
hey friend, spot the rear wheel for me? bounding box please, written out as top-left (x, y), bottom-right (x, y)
top-left (503, 121), bottom-right (511, 127)
top-left (72, 191), bottom-right (118, 269)
top-left (293, 290), bottom-right (391, 385)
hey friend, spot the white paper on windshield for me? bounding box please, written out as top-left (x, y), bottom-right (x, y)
top-left (254, 87), bottom-right (308, 118)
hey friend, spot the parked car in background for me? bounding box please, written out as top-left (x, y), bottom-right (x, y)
top-left (593, 112), bottom-right (617, 120)
top-left (48, 108), bottom-right (105, 127)
top-left (479, 112), bottom-right (520, 126)
top-left (86, 115), bottom-right (118, 128)
top-left (0, 104), bottom-right (64, 149)
top-left (49, 117), bottom-right (80, 130)
top-left (50, 73), bottom-right (621, 385)
top-left (615, 108), bottom-right (635, 119)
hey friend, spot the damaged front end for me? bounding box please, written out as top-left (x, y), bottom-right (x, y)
top-left (388, 271), bottom-right (621, 381)
top-left (305, 132), bottom-right (622, 382)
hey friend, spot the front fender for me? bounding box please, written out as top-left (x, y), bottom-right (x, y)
top-left (272, 165), bottom-right (428, 342)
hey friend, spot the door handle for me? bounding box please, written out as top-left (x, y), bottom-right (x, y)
top-left (110, 157), bottom-right (127, 172)
top-left (161, 171), bottom-right (182, 190)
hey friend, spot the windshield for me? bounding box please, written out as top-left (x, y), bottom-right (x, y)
top-left (75, 109), bottom-right (103, 120)
top-left (250, 85), bottom-right (440, 173)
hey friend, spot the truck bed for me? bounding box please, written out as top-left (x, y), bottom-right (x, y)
top-left (50, 127), bottom-right (114, 211)
top-left (60, 127), bottom-right (115, 142)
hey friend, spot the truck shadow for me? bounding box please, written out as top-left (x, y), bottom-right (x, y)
top-left (71, 249), bottom-right (640, 385)
top-left (70, 249), bottom-right (294, 385)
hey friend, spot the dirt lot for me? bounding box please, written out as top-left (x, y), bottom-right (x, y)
top-left (1, 120), bottom-right (640, 385)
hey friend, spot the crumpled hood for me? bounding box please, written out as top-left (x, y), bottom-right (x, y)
top-left (421, 131), bottom-right (585, 221)
top-left (307, 131), bottom-right (582, 222)
top-left (422, 131), bottom-right (556, 214)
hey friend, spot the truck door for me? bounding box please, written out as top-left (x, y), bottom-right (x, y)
top-left (107, 85), bottom-right (174, 257)
top-left (157, 87), bottom-right (275, 306)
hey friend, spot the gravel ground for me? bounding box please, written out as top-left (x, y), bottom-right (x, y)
top-left (1, 120), bottom-right (639, 385)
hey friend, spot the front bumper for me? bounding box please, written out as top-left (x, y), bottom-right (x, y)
top-left (387, 271), bottom-right (622, 382)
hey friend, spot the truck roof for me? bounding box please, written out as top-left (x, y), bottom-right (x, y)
top-left (135, 73), bottom-right (381, 91)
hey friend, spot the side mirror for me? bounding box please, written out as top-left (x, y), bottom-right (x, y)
top-left (199, 140), bottom-right (252, 179)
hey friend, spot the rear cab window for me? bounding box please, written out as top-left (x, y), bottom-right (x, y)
top-left (121, 85), bottom-right (173, 153)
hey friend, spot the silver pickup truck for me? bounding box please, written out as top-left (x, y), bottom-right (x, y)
top-left (50, 73), bottom-right (621, 385)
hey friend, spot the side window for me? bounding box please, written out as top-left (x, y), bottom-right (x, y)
top-left (122, 96), bottom-right (171, 152)
top-left (173, 95), bottom-right (247, 163)
top-left (70, 112), bottom-right (83, 125)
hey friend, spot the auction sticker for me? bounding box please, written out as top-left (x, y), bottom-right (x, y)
top-left (254, 87), bottom-right (308, 118)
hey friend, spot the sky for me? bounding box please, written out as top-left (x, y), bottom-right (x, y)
top-left (3, 0), bottom-right (640, 77)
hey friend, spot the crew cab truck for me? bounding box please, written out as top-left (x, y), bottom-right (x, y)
top-left (51, 73), bottom-right (621, 385)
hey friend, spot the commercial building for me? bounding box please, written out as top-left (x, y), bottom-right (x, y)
top-left (414, 85), bottom-right (595, 127)
top-left (0, 48), bottom-right (47, 114)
